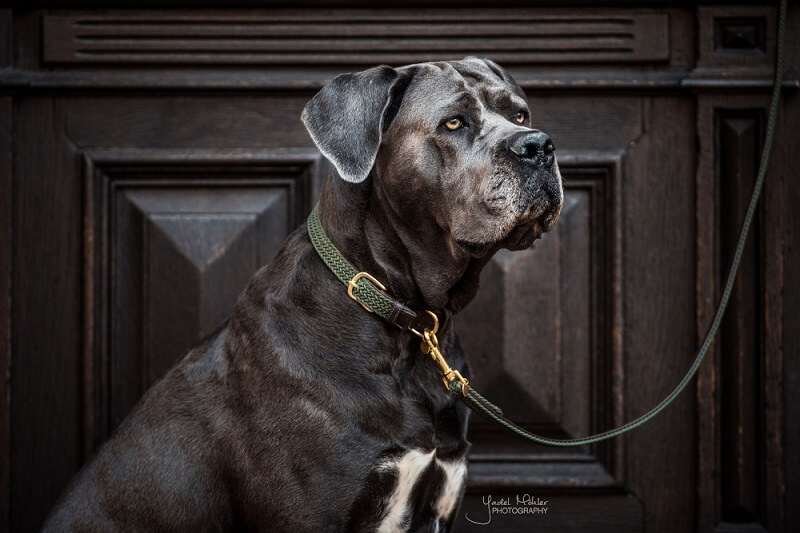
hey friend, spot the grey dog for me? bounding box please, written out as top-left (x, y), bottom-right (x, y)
top-left (43, 57), bottom-right (563, 532)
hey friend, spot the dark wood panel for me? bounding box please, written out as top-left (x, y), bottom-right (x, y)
top-left (697, 5), bottom-right (776, 70)
top-left (459, 162), bottom-right (617, 466)
top-left (527, 96), bottom-right (642, 152)
top-left (11, 99), bottom-right (84, 533)
top-left (5, 0), bottom-right (767, 6)
top-left (66, 96), bottom-right (313, 150)
top-left (0, 9), bottom-right (10, 68)
top-left (717, 110), bottom-right (764, 526)
top-left (687, 5), bottom-right (779, 89)
top-left (622, 96), bottom-right (697, 532)
top-left (111, 186), bottom-right (290, 431)
top-left (456, 154), bottom-right (632, 525)
top-left (781, 62), bottom-right (800, 533)
top-left (5, 6), bottom-right (792, 93)
top-left (696, 94), bottom-right (787, 532)
top-left (8, 68), bottom-right (795, 92)
top-left (42, 11), bottom-right (669, 66)
top-left (83, 153), bottom-right (319, 448)
top-left (0, 95), bottom-right (11, 532)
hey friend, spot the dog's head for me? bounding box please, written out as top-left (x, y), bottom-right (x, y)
top-left (302, 57), bottom-right (563, 258)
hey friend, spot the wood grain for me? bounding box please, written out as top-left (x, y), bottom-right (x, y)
top-left (12, 99), bottom-right (84, 533)
top-left (0, 95), bottom-right (11, 533)
top-left (717, 110), bottom-right (764, 524)
top-left (696, 94), bottom-right (787, 532)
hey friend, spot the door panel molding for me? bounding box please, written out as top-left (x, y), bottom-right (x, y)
top-left (81, 149), bottom-right (323, 454)
top-left (459, 150), bottom-right (627, 494)
top-left (42, 11), bottom-right (670, 66)
top-left (696, 95), bottom-right (786, 531)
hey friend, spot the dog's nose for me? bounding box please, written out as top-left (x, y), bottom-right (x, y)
top-left (508, 130), bottom-right (555, 167)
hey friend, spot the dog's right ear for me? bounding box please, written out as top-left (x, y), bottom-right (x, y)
top-left (301, 65), bottom-right (409, 184)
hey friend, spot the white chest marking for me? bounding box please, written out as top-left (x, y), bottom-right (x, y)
top-left (375, 449), bottom-right (467, 533)
top-left (434, 458), bottom-right (467, 519)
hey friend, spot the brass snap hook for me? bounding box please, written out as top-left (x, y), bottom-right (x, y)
top-left (417, 323), bottom-right (469, 396)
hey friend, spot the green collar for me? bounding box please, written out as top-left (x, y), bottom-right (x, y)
top-left (306, 204), bottom-right (437, 333)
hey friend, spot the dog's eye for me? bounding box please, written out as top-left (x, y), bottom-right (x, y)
top-left (443, 117), bottom-right (464, 131)
top-left (514, 110), bottom-right (528, 124)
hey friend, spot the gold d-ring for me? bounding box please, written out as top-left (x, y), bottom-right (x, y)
top-left (347, 272), bottom-right (386, 313)
top-left (410, 310), bottom-right (440, 338)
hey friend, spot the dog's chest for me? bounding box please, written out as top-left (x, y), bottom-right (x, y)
top-left (371, 449), bottom-right (466, 533)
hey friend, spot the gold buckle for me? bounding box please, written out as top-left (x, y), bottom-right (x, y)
top-left (347, 272), bottom-right (387, 314)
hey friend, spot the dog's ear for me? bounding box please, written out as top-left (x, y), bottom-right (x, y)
top-left (302, 65), bottom-right (408, 183)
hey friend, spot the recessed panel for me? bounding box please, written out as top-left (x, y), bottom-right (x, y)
top-left (457, 169), bottom-right (607, 461)
top-left (110, 185), bottom-right (289, 430)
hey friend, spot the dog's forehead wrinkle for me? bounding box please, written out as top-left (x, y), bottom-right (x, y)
top-left (401, 65), bottom-right (485, 107)
top-left (395, 87), bottom-right (481, 131)
top-left (439, 92), bottom-right (480, 116)
top-left (450, 58), bottom-right (498, 82)
top-left (403, 73), bottom-right (520, 125)
top-left (482, 86), bottom-right (527, 114)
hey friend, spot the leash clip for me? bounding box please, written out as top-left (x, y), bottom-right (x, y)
top-left (347, 272), bottom-right (387, 314)
top-left (416, 320), bottom-right (469, 397)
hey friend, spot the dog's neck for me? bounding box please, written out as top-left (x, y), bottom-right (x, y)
top-left (318, 177), bottom-right (492, 315)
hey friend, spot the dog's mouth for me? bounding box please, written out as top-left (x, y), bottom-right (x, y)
top-left (457, 192), bottom-right (562, 257)
top-left (456, 208), bottom-right (560, 257)
top-left (504, 194), bottom-right (562, 248)
top-left (502, 217), bottom-right (550, 251)
top-left (456, 239), bottom-right (496, 258)
top-left (455, 162), bottom-right (564, 258)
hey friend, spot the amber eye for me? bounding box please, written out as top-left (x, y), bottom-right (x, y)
top-left (514, 110), bottom-right (528, 124)
top-left (444, 117), bottom-right (463, 131)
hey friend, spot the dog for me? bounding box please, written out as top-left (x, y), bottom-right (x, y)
top-left (43, 57), bottom-right (562, 532)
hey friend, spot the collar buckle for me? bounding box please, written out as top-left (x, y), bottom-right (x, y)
top-left (347, 272), bottom-right (387, 314)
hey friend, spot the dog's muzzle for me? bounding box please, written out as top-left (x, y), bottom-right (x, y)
top-left (506, 130), bottom-right (562, 228)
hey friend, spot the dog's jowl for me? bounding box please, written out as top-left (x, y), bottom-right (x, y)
top-left (44, 58), bottom-right (562, 532)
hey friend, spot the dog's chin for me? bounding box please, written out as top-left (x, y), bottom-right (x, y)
top-left (456, 217), bottom-right (553, 257)
top-left (500, 223), bottom-right (543, 251)
top-left (502, 194), bottom-right (563, 249)
top-left (456, 239), bottom-right (497, 258)
top-left (493, 206), bottom-right (564, 252)
top-left (456, 200), bottom-right (563, 257)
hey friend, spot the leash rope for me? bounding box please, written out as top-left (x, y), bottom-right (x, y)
top-left (307, 0), bottom-right (787, 446)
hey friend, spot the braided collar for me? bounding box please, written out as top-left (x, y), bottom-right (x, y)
top-left (306, 205), bottom-right (439, 334)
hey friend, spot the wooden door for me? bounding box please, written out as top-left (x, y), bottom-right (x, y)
top-left (2, 3), bottom-right (798, 532)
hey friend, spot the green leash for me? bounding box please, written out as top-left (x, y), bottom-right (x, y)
top-left (307, 0), bottom-right (788, 447)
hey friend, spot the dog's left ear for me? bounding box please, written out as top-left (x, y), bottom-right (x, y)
top-left (302, 65), bottom-right (408, 183)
